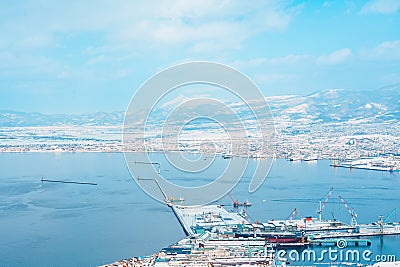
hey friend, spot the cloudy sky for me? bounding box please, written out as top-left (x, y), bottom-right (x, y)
top-left (1, 0), bottom-right (399, 113)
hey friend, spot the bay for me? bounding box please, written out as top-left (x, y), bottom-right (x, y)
top-left (0, 153), bottom-right (399, 266)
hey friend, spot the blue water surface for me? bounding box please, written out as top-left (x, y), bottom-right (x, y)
top-left (0, 153), bottom-right (399, 266)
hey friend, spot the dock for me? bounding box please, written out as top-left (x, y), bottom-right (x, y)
top-left (311, 238), bottom-right (371, 247)
top-left (331, 157), bottom-right (400, 172)
top-left (102, 204), bottom-right (400, 267)
top-left (170, 205), bottom-right (249, 235)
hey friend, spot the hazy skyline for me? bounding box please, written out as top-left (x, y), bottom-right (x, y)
top-left (1, 0), bottom-right (399, 113)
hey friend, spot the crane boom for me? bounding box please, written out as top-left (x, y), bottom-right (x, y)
top-left (227, 193), bottom-right (234, 202)
top-left (338, 195), bottom-right (358, 226)
top-left (384, 208), bottom-right (397, 223)
top-left (227, 193), bottom-right (239, 207)
top-left (288, 208), bottom-right (304, 221)
top-left (316, 187), bottom-right (334, 220)
top-left (290, 208), bottom-right (297, 221)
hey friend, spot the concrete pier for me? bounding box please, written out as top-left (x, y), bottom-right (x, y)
top-left (170, 205), bottom-right (249, 235)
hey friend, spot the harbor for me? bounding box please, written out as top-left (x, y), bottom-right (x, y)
top-left (3, 153), bottom-right (400, 267)
top-left (102, 198), bottom-right (400, 267)
top-left (331, 157), bottom-right (400, 172)
top-left (101, 160), bottom-right (400, 267)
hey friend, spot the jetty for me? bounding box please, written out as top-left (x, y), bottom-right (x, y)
top-left (41, 177), bottom-right (97, 186)
top-left (170, 205), bottom-right (249, 235)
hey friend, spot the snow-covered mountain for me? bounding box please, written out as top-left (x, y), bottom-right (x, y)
top-left (1, 85), bottom-right (399, 127)
top-left (267, 85), bottom-right (400, 123)
top-left (0, 111), bottom-right (124, 127)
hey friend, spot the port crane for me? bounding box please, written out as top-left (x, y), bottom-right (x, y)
top-left (338, 195), bottom-right (358, 226)
top-left (377, 208), bottom-right (397, 233)
top-left (316, 187), bottom-right (334, 221)
top-left (227, 193), bottom-right (252, 208)
top-left (287, 208), bottom-right (304, 221)
top-left (228, 193), bottom-right (239, 207)
top-left (383, 208), bottom-right (397, 223)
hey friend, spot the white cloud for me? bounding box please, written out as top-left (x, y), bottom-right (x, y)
top-left (361, 40), bottom-right (400, 60)
top-left (1, 0), bottom-right (302, 54)
top-left (0, 0), bottom-right (305, 83)
top-left (316, 48), bottom-right (352, 65)
top-left (360, 0), bottom-right (400, 14)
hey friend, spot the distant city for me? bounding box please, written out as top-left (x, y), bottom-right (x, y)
top-left (1, 87), bottom-right (399, 161)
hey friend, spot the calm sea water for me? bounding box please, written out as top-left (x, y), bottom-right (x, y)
top-left (0, 153), bottom-right (399, 266)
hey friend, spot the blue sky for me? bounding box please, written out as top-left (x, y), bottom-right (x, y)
top-left (0, 0), bottom-right (399, 113)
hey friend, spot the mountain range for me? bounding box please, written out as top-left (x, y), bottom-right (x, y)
top-left (1, 85), bottom-right (399, 127)
top-left (267, 84), bottom-right (400, 123)
top-left (0, 111), bottom-right (125, 127)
